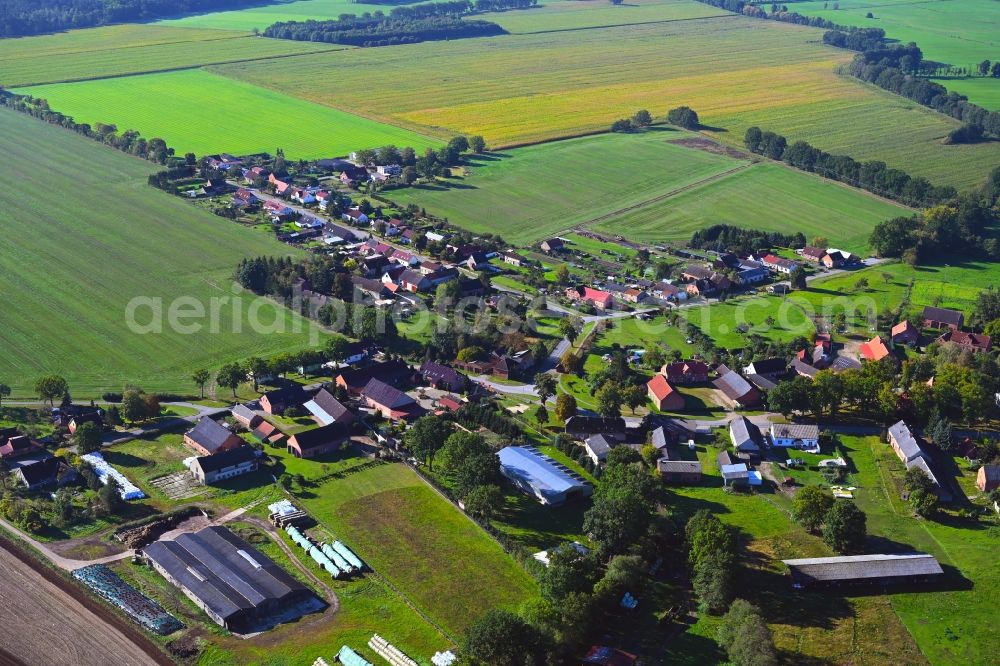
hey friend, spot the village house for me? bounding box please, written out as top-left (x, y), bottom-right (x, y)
top-left (335, 360), bottom-right (411, 396)
top-left (891, 320), bottom-right (919, 345)
top-left (769, 423), bottom-right (820, 452)
top-left (289, 188), bottom-right (316, 205)
top-left (259, 386), bottom-right (309, 415)
top-left (652, 281), bottom-right (686, 302)
top-left (760, 254), bottom-right (800, 274)
top-left (232, 188), bottom-right (259, 210)
top-left (268, 173), bottom-right (291, 196)
top-left (661, 360), bottom-right (710, 385)
top-left (767, 282), bottom-right (790, 295)
top-left (657, 458), bottom-right (703, 484)
top-left (286, 423), bottom-right (351, 459)
top-left (799, 246), bottom-right (827, 262)
top-left (583, 434), bottom-right (614, 465)
top-left (713, 365), bottom-right (761, 408)
top-left (190, 446), bottom-right (258, 485)
top-left (976, 464), bottom-right (1000, 492)
top-left (742, 357), bottom-right (786, 381)
top-left (250, 420), bottom-right (285, 447)
top-left (15, 457), bottom-right (78, 491)
top-left (342, 208), bottom-right (370, 225)
top-left (860, 335), bottom-right (893, 362)
top-left (399, 269), bottom-right (431, 293)
top-left (822, 250), bottom-right (846, 268)
top-left (183, 417), bottom-right (244, 456)
top-left (566, 286), bottom-right (614, 309)
top-left (437, 394), bottom-right (464, 412)
top-left (888, 421), bottom-right (926, 464)
top-left (67, 411), bottom-right (102, 435)
top-left (419, 361), bottom-right (466, 393)
top-left (647, 375), bottom-right (685, 411)
top-left (937, 329), bottom-right (992, 353)
top-left (230, 404), bottom-right (262, 429)
top-left (264, 199), bottom-right (294, 221)
top-left (540, 238), bottom-right (564, 254)
top-left (465, 251), bottom-right (492, 271)
top-left (564, 416), bottom-right (627, 441)
top-left (730, 416), bottom-right (764, 453)
top-left (0, 431), bottom-right (42, 460)
top-left (735, 261), bottom-right (770, 285)
top-left (243, 165), bottom-right (270, 183)
top-left (502, 250), bottom-right (528, 267)
top-left (418, 260), bottom-right (442, 275)
top-left (361, 379), bottom-right (421, 420)
top-left (303, 388), bottom-right (355, 426)
top-left (922, 306), bottom-right (964, 330)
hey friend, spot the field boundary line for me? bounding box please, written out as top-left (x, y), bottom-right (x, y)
top-left (8, 45), bottom-right (351, 88)
top-left (570, 161), bottom-right (754, 232)
top-left (0, 30), bottom-right (255, 64)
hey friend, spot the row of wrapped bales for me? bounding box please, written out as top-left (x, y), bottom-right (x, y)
top-left (322, 543), bottom-right (353, 574)
top-left (368, 633), bottom-right (418, 666)
top-left (308, 545), bottom-right (342, 578)
top-left (338, 646), bottom-right (372, 666)
top-left (332, 541), bottom-right (365, 570)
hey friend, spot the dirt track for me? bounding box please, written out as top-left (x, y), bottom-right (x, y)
top-left (0, 536), bottom-right (170, 666)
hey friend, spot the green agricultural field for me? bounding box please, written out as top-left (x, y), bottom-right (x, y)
top-left (681, 296), bottom-right (816, 349)
top-left (385, 131), bottom-right (743, 245)
top-left (295, 462), bottom-right (537, 638)
top-left (16, 69), bottom-right (440, 160)
top-left (930, 77), bottom-right (1000, 111)
top-left (157, 0), bottom-right (409, 31)
top-left (0, 107), bottom-right (321, 398)
top-left (591, 161), bottom-right (910, 253)
top-left (0, 24), bottom-right (338, 87)
top-left (214, 13), bottom-right (998, 190)
top-left (476, 0), bottom-right (730, 33)
top-left (790, 0), bottom-right (1000, 70)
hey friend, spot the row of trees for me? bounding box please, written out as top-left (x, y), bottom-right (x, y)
top-left (0, 94), bottom-right (180, 166)
top-left (767, 349), bottom-right (998, 426)
top-left (263, 2), bottom-right (507, 47)
top-left (685, 510), bottom-right (738, 614)
top-left (609, 106), bottom-right (699, 133)
top-left (0, 0), bottom-right (264, 37)
top-left (744, 126), bottom-right (958, 207)
top-left (868, 169), bottom-right (1000, 263)
top-left (689, 224), bottom-right (806, 256)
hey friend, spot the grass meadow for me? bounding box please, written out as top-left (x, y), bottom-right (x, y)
top-left (213, 14), bottom-right (998, 190)
top-left (590, 161), bottom-right (910, 253)
top-left (790, 0), bottom-right (1000, 70)
top-left (0, 107), bottom-right (320, 398)
top-left (157, 0), bottom-right (411, 31)
top-left (475, 0), bottom-right (730, 33)
top-left (17, 69), bottom-right (440, 159)
top-left (929, 77), bottom-right (1000, 111)
top-left (0, 24), bottom-right (337, 87)
top-left (295, 461), bottom-right (538, 638)
top-left (386, 130), bottom-right (745, 245)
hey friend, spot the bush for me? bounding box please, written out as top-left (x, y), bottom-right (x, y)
top-left (667, 105), bottom-right (699, 129)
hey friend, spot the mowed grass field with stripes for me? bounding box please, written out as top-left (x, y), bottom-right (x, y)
top-left (0, 107), bottom-right (319, 398)
top-left (386, 130), bottom-right (910, 249)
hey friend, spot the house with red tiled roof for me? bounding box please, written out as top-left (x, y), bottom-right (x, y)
top-left (566, 286), bottom-right (613, 309)
top-left (937, 330), bottom-right (992, 353)
top-left (891, 320), bottom-right (919, 345)
top-left (800, 246), bottom-right (826, 262)
top-left (647, 375), bottom-right (685, 411)
top-left (268, 173), bottom-right (291, 195)
top-left (660, 361), bottom-right (709, 385)
top-left (761, 254), bottom-right (799, 274)
top-left (860, 335), bottom-right (893, 362)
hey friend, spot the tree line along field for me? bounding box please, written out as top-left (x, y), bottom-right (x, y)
top-left (789, 0), bottom-right (1000, 71)
top-left (385, 130), bottom-right (909, 249)
top-left (16, 69), bottom-right (441, 159)
top-left (0, 23), bottom-right (339, 88)
top-left (212, 12), bottom-right (999, 190)
top-left (0, 107), bottom-right (320, 398)
top-left (929, 77), bottom-right (1000, 112)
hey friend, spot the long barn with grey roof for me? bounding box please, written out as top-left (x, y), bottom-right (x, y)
top-left (782, 553), bottom-right (944, 589)
top-left (144, 526), bottom-right (318, 632)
